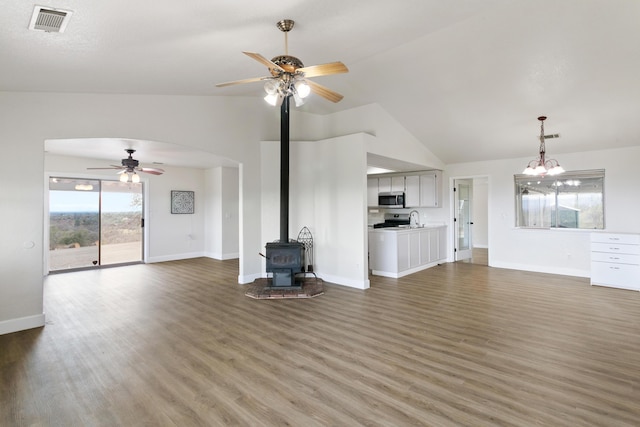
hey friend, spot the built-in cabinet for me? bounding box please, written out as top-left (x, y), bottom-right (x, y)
top-left (368, 170), bottom-right (441, 207)
top-left (590, 232), bottom-right (640, 291)
top-left (369, 226), bottom-right (447, 278)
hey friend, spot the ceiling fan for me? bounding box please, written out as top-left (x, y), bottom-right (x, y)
top-left (87, 149), bottom-right (164, 183)
top-left (216, 19), bottom-right (348, 106)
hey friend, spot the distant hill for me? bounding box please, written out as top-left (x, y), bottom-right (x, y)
top-left (50, 212), bottom-right (142, 249)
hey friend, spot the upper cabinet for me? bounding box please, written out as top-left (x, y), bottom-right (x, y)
top-left (391, 176), bottom-right (405, 192)
top-left (367, 178), bottom-right (379, 207)
top-left (419, 172), bottom-right (440, 207)
top-left (405, 175), bottom-right (420, 207)
top-left (368, 170), bottom-right (442, 208)
top-left (377, 176), bottom-right (404, 193)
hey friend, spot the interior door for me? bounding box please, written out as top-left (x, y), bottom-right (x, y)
top-left (454, 179), bottom-right (473, 261)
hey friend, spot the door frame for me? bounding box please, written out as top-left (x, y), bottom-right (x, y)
top-left (448, 174), bottom-right (490, 265)
top-left (453, 178), bottom-right (474, 261)
top-left (44, 172), bottom-right (150, 275)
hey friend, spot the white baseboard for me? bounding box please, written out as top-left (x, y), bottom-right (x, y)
top-left (238, 272), bottom-right (262, 284)
top-left (147, 252), bottom-right (206, 263)
top-left (205, 252), bottom-right (240, 261)
top-left (314, 272), bottom-right (370, 290)
top-left (490, 261), bottom-right (590, 278)
top-left (371, 260), bottom-right (441, 279)
top-left (473, 244), bottom-right (489, 249)
top-left (0, 313), bottom-right (45, 336)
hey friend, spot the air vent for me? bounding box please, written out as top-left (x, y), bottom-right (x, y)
top-left (29, 6), bottom-right (73, 33)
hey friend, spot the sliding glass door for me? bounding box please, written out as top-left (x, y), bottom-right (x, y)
top-left (48, 177), bottom-right (143, 272)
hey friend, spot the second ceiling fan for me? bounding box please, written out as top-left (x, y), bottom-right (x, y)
top-left (216, 19), bottom-right (348, 106)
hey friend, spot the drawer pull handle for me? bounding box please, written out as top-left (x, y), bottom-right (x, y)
top-left (609, 266), bottom-right (620, 270)
top-left (609, 247), bottom-right (620, 250)
top-left (609, 257), bottom-right (620, 260)
top-left (609, 238), bottom-right (620, 241)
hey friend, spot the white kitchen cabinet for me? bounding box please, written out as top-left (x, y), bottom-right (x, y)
top-left (391, 176), bottom-right (405, 192)
top-left (419, 172), bottom-right (439, 207)
top-left (405, 175), bottom-right (420, 207)
top-left (378, 177), bottom-right (391, 193)
top-left (590, 233), bottom-right (640, 291)
top-left (369, 226), bottom-right (447, 278)
top-left (397, 233), bottom-right (410, 271)
top-left (367, 178), bottom-right (379, 206)
top-left (369, 170), bottom-right (442, 207)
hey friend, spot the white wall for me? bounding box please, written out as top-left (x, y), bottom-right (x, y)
top-left (330, 104), bottom-right (445, 171)
top-left (205, 166), bottom-right (239, 260)
top-left (444, 146), bottom-right (640, 277)
top-left (473, 177), bottom-right (489, 248)
top-left (145, 166), bottom-right (206, 262)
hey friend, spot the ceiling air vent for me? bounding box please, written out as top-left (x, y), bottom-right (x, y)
top-left (29, 6), bottom-right (73, 33)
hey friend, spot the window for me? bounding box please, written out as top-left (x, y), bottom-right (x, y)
top-left (515, 169), bottom-right (604, 229)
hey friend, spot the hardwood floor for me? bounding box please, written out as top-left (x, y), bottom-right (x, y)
top-left (457, 247), bottom-right (488, 265)
top-left (2, 258), bottom-right (639, 426)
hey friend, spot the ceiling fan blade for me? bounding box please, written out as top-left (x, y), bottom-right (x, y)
top-left (137, 167), bottom-right (164, 175)
top-left (86, 167), bottom-right (121, 170)
top-left (307, 80), bottom-right (344, 103)
top-left (216, 76), bottom-right (271, 88)
top-left (243, 51), bottom-right (285, 73)
top-left (298, 61), bottom-right (349, 78)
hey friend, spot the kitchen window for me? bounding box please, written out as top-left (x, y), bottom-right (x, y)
top-left (514, 169), bottom-right (605, 229)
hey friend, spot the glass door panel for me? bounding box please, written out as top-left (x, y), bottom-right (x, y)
top-left (455, 179), bottom-right (473, 261)
top-left (100, 181), bottom-right (143, 265)
top-left (49, 178), bottom-right (100, 271)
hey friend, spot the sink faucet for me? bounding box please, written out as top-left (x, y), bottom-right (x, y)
top-left (409, 210), bottom-right (420, 228)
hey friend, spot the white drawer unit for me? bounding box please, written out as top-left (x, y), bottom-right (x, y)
top-left (590, 233), bottom-right (640, 291)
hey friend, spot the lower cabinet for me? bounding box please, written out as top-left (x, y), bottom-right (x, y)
top-left (591, 232), bottom-right (640, 291)
top-left (369, 226), bottom-right (447, 278)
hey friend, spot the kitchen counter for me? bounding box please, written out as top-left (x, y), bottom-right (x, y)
top-left (368, 225), bottom-right (447, 278)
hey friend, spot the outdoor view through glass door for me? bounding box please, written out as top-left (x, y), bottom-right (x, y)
top-left (49, 177), bottom-right (143, 272)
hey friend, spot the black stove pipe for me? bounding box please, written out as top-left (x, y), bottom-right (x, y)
top-left (279, 95), bottom-right (290, 244)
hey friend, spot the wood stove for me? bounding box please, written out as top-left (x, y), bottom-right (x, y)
top-left (265, 242), bottom-right (304, 287)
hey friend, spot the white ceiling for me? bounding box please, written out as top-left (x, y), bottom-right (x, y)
top-left (3, 0), bottom-right (640, 168)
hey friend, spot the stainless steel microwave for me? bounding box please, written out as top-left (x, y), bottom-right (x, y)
top-left (378, 192), bottom-right (405, 208)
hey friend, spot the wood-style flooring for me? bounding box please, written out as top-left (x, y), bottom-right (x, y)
top-left (2, 258), bottom-right (639, 426)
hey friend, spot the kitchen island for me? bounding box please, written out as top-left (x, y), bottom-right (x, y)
top-left (368, 225), bottom-right (447, 278)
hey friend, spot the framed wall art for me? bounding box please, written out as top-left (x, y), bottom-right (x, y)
top-left (171, 190), bottom-right (194, 214)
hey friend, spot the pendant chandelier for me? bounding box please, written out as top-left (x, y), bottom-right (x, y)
top-left (522, 116), bottom-right (565, 176)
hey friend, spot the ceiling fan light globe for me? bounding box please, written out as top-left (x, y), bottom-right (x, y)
top-left (131, 173), bottom-right (140, 183)
top-left (119, 173), bottom-right (129, 182)
top-left (264, 80), bottom-right (278, 95)
top-left (295, 80), bottom-right (310, 98)
top-left (293, 92), bottom-right (305, 107)
top-left (264, 93), bottom-right (278, 106)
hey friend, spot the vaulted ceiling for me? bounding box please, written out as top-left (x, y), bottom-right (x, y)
top-left (3, 0), bottom-right (639, 167)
